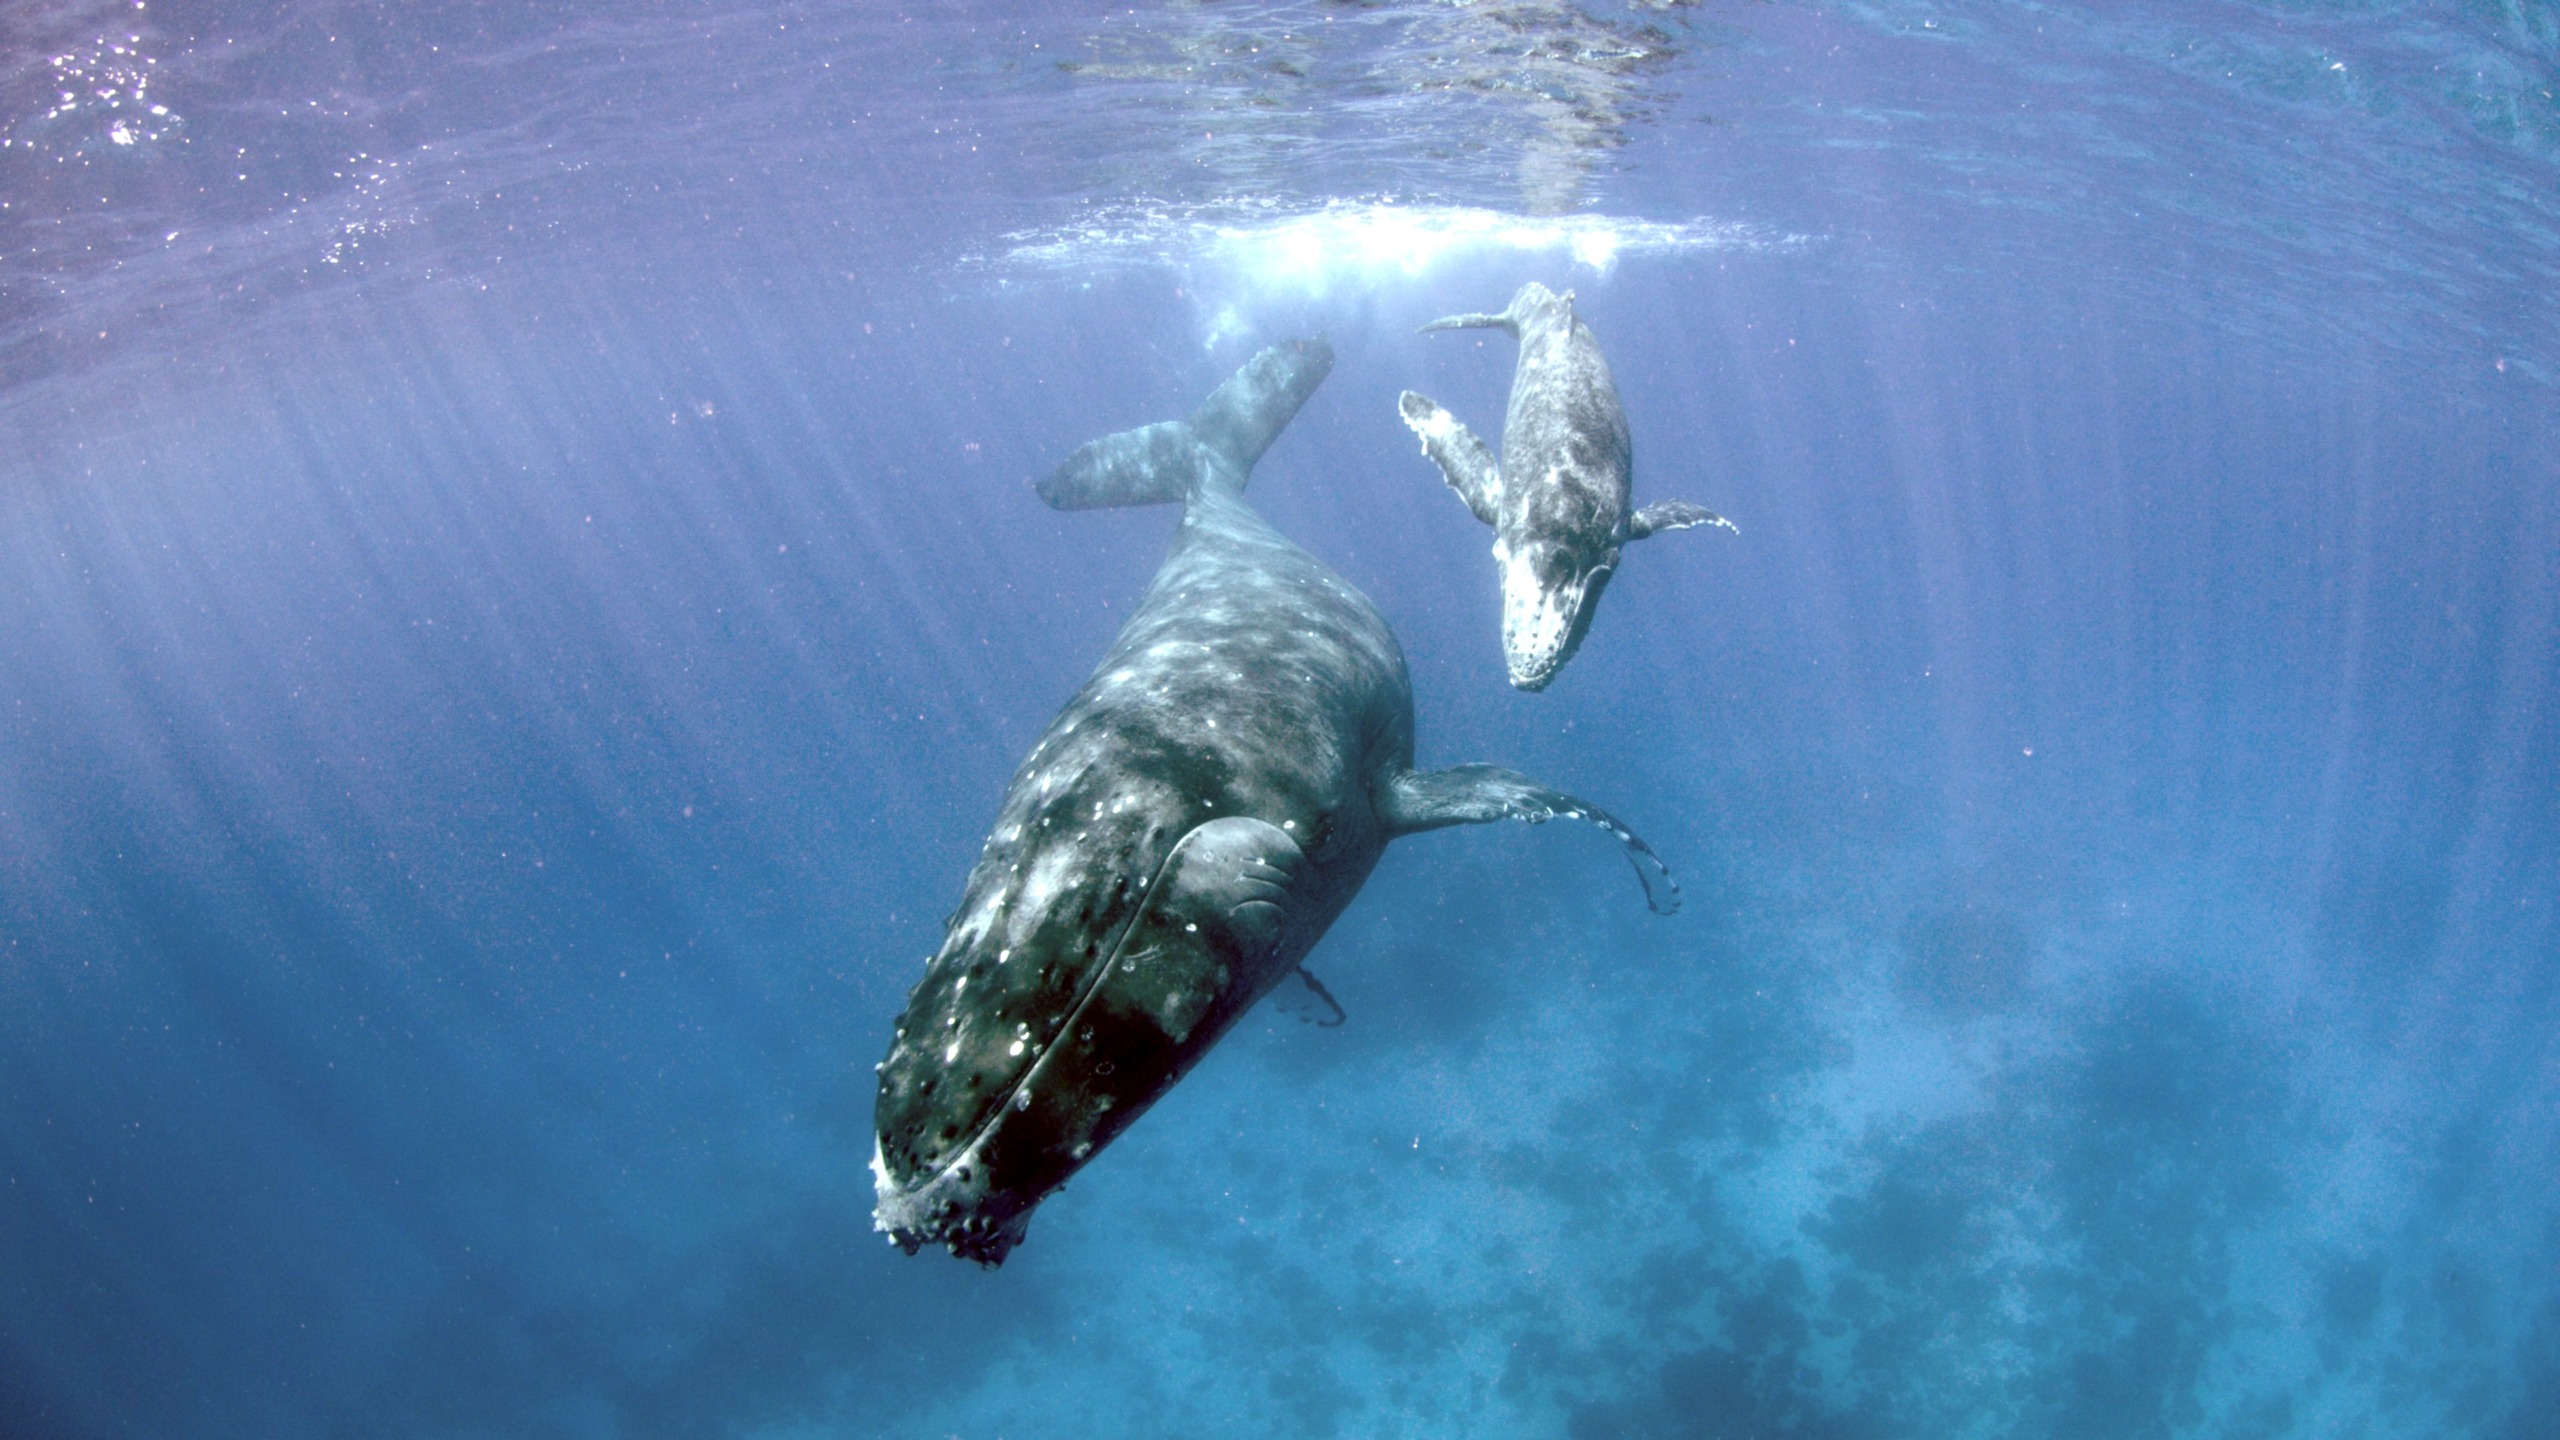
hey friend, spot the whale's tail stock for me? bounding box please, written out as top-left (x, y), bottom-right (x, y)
top-left (1038, 337), bottom-right (1334, 511)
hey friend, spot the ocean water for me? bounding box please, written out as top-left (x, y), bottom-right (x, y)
top-left (3, 1), bottom-right (2557, 1436)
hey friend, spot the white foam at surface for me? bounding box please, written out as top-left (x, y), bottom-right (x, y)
top-left (978, 199), bottom-right (1809, 294)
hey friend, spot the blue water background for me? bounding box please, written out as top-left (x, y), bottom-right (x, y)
top-left (3, 2), bottom-right (2557, 1436)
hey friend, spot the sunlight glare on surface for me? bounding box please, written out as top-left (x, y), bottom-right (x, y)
top-left (994, 200), bottom-right (1791, 291)
top-left (991, 200), bottom-right (1797, 348)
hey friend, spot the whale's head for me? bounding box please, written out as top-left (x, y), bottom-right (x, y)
top-left (1494, 531), bottom-right (1616, 692)
top-left (872, 789), bottom-right (1306, 1266)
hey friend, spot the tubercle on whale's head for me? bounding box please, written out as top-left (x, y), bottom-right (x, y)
top-left (1493, 533), bottom-right (1617, 691)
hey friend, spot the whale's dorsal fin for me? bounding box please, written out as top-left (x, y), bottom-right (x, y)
top-left (1397, 391), bottom-right (1502, 525)
top-left (1376, 764), bottom-right (1679, 915)
top-left (1040, 338), bottom-right (1334, 510)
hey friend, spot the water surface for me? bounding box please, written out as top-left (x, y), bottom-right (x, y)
top-left (3, 2), bottom-right (2556, 1436)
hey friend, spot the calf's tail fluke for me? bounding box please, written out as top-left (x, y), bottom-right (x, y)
top-left (1039, 336), bottom-right (1334, 510)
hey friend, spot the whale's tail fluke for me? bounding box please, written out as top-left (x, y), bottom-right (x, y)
top-left (1039, 337), bottom-right (1334, 511)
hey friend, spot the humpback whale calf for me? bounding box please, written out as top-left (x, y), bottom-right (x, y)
top-left (872, 337), bottom-right (1677, 1266)
top-left (1399, 281), bottom-right (1737, 691)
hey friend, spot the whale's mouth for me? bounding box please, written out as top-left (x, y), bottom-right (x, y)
top-left (871, 1132), bottom-right (1032, 1267)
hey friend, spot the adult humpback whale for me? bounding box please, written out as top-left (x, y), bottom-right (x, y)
top-left (872, 337), bottom-right (1677, 1266)
top-left (1399, 281), bottom-right (1736, 691)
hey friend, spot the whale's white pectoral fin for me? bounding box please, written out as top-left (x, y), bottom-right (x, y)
top-left (1627, 501), bottom-right (1739, 541)
top-left (1376, 765), bottom-right (1679, 915)
top-left (1397, 391), bottom-right (1503, 526)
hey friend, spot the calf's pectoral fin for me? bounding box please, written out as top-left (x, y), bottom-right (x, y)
top-left (1398, 391), bottom-right (1503, 526)
top-left (1419, 311), bottom-right (1520, 337)
top-left (1375, 765), bottom-right (1680, 915)
top-left (1627, 501), bottom-right (1740, 541)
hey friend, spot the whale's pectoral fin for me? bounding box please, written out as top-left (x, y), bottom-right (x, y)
top-left (1398, 392), bottom-right (1502, 526)
top-left (1148, 815), bottom-right (1304, 964)
top-left (1271, 964), bottom-right (1347, 1028)
top-left (1102, 817), bottom-right (1310, 1046)
top-left (1419, 310), bottom-right (1521, 338)
top-left (1377, 765), bottom-right (1679, 915)
top-left (1627, 501), bottom-right (1740, 541)
top-left (1041, 338), bottom-right (1335, 510)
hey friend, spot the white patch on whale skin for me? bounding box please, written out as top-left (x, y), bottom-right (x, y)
top-left (1494, 541), bottom-right (1575, 686)
top-left (1406, 401), bottom-right (1461, 451)
top-left (942, 900), bottom-right (1000, 961)
top-left (1015, 845), bottom-right (1083, 918)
